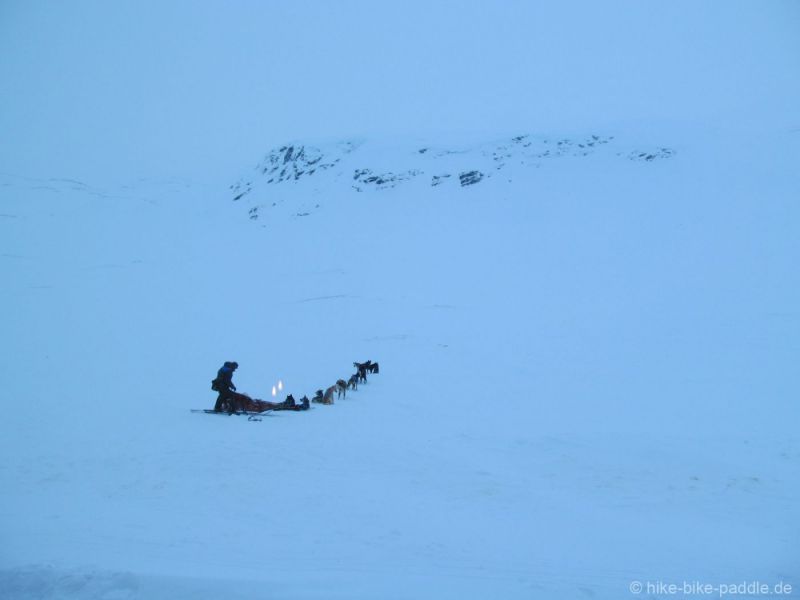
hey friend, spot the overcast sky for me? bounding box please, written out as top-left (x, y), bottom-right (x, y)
top-left (1, 0), bottom-right (798, 182)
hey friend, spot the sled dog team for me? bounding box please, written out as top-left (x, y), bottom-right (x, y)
top-left (211, 359), bottom-right (379, 414)
top-left (312, 360), bottom-right (380, 405)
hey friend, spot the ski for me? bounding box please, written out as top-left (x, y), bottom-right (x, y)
top-left (191, 409), bottom-right (274, 416)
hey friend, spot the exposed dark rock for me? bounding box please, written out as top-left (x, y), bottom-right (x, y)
top-left (353, 168), bottom-right (421, 189)
top-left (230, 181), bottom-right (252, 201)
top-left (240, 143), bottom-right (350, 192)
top-left (627, 148), bottom-right (675, 162)
top-left (459, 171), bottom-right (484, 186)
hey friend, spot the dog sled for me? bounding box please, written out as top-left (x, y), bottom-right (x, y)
top-left (202, 357), bottom-right (379, 417)
top-left (198, 393), bottom-right (310, 415)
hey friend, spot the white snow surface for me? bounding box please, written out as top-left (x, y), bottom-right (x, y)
top-left (1, 126), bottom-right (798, 598)
top-left (2, 1), bottom-right (800, 597)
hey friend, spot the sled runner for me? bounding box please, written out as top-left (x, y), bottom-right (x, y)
top-left (191, 408), bottom-right (275, 416)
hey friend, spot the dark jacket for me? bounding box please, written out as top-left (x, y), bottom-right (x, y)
top-left (214, 364), bottom-right (236, 392)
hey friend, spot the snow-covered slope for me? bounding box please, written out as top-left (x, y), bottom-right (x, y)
top-left (1, 126), bottom-right (798, 599)
top-left (227, 133), bottom-right (675, 222)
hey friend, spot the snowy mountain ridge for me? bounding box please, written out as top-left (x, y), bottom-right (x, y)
top-left (230, 133), bottom-right (676, 220)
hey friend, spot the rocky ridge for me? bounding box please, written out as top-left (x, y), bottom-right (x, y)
top-left (230, 133), bottom-right (676, 220)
